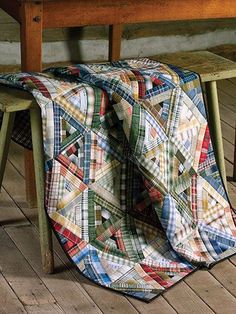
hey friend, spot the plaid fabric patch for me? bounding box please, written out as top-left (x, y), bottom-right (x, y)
top-left (0, 110), bottom-right (32, 149)
top-left (0, 58), bottom-right (236, 302)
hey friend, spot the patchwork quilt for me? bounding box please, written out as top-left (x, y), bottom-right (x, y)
top-left (0, 58), bottom-right (236, 301)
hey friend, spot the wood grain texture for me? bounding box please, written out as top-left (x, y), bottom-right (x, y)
top-left (230, 254), bottom-right (236, 266)
top-left (0, 8), bottom-right (236, 43)
top-left (109, 24), bottom-right (122, 61)
top-left (185, 270), bottom-right (236, 313)
top-left (218, 90), bottom-right (236, 111)
top-left (223, 138), bottom-right (234, 164)
top-left (163, 281), bottom-right (214, 314)
top-left (5, 226), bottom-right (102, 314)
top-left (19, 0), bottom-right (43, 209)
top-left (0, 270), bottom-right (26, 313)
top-left (24, 303), bottom-right (64, 313)
top-left (30, 106), bottom-right (54, 274)
top-left (0, 228), bottom-right (62, 310)
top-left (221, 120), bottom-right (235, 144)
top-left (209, 260), bottom-right (236, 297)
top-left (42, 0), bottom-right (236, 28)
top-left (219, 105), bottom-right (236, 128)
top-left (228, 183), bottom-right (236, 206)
top-left (20, 1), bottom-right (42, 72)
top-left (0, 186), bottom-right (26, 225)
top-left (152, 51), bottom-right (236, 82)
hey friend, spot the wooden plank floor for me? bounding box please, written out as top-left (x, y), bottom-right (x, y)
top-left (0, 78), bottom-right (235, 313)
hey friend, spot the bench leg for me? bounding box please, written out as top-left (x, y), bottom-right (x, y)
top-left (109, 24), bottom-right (122, 62)
top-left (30, 106), bottom-right (54, 274)
top-left (234, 126), bottom-right (236, 181)
top-left (205, 81), bottom-right (227, 188)
top-left (0, 112), bottom-right (16, 190)
top-left (25, 150), bottom-right (37, 208)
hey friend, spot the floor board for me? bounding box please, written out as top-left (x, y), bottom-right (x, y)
top-left (184, 270), bottom-right (236, 313)
top-left (6, 226), bottom-right (101, 314)
top-left (0, 228), bottom-right (63, 312)
top-left (0, 271), bottom-right (27, 314)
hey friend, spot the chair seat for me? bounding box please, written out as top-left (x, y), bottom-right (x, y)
top-left (152, 51), bottom-right (236, 82)
top-left (0, 86), bottom-right (36, 112)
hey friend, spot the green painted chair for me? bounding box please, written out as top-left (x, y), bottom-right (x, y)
top-left (153, 51), bottom-right (236, 186)
top-left (0, 86), bottom-right (54, 274)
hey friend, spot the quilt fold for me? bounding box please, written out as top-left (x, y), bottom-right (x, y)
top-left (0, 58), bottom-right (235, 301)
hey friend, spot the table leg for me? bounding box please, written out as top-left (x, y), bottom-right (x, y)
top-left (20, 1), bottom-right (43, 207)
top-left (109, 24), bottom-right (123, 62)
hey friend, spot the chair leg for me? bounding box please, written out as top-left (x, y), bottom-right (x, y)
top-left (0, 112), bottom-right (16, 190)
top-left (205, 81), bottom-right (227, 188)
top-left (30, 106), bottom-right (54, 274)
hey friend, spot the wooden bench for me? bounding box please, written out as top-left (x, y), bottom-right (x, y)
top-left (0, 86), bottom-right (54, 274)
top-left (152, 50), bottom-right (236, 186)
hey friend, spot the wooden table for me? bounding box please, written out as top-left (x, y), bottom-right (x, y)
top-left (1, 0), bottom-right (236, 205)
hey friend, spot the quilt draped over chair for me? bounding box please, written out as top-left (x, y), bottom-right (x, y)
top-left (0, 58), bottom-right (235, 301)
